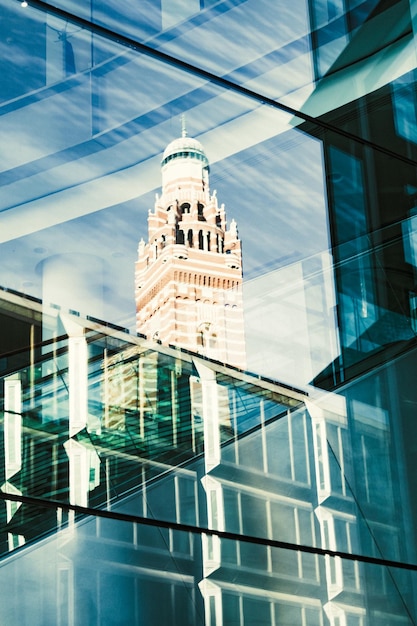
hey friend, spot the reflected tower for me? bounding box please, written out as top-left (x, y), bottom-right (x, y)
top-left (135, 126), bottom-right (246, 368)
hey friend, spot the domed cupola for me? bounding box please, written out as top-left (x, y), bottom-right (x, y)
top-left (161, 120), bottom-right (210, 193)
top-left (161, 132), bottom-right (209, 169)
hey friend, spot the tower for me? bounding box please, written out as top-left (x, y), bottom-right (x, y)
top-left (135, 126), bottom-right (246, 368)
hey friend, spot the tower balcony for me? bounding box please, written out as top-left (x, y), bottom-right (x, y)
top-left (162, 188), bottom-right (210, 207)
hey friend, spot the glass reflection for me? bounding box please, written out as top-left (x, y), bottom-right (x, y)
top-left (2, 1), bottom-right (417, 625)
top-left (0, 497), bottom-right (416, 625)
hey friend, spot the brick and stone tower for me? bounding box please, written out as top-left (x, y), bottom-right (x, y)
top-left (135, 125), bottom-right (246, 368)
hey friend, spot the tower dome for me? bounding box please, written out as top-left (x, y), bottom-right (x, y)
top-left (161, 133), bottom-right (209, 168)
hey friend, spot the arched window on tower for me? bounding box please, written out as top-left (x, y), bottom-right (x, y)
top-left (207, 232), bottom-right (211, 251)
top-left (198, 230), bottom-right (204, 250)
top-left (187, 229), bottom-right (194, 247)
top-left (198, 203), bottom-right (205, 220)
top-left (176, 226), bottom-right (185, 245)
top-left (181, 202), bottom-right (191, 214)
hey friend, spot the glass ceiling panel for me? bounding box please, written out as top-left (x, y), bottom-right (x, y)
top-left (27, 0), bottom-right (314, 109)
top-left (21, 0), bottom-right (417, 130)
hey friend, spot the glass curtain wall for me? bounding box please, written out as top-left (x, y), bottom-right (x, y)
top-left (1, 0), bottom-right (417, 624)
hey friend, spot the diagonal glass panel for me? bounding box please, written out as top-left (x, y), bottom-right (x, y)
top-left (19, 0), bottom-right (417, 157)
top-left (25, 0), bottom-right (314, 108)
top-left (31, 0), bottom-right (415, 118)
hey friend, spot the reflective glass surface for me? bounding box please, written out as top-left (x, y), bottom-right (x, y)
top-left (2, 0), bottom-right (417, 624)
top-left (0, 502), bottom-right (416, 625)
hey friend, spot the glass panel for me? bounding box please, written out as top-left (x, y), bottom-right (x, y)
top-left (3, 2), bottom-right (417, 625)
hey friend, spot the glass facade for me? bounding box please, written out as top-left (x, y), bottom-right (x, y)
top-left (1, 0), bottom-right (417, 624)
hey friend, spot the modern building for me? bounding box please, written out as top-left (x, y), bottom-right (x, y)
top-left (1, 1), bottom-right (417, 625)
top-left (0, 285), bottom-right (414, 625)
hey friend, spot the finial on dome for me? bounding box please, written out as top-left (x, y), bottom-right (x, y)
top-left (181, 114), bottom-right (187, 138)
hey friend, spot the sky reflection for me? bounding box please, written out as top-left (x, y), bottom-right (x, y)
top-left (0, 0), bottom-right (329, 382)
